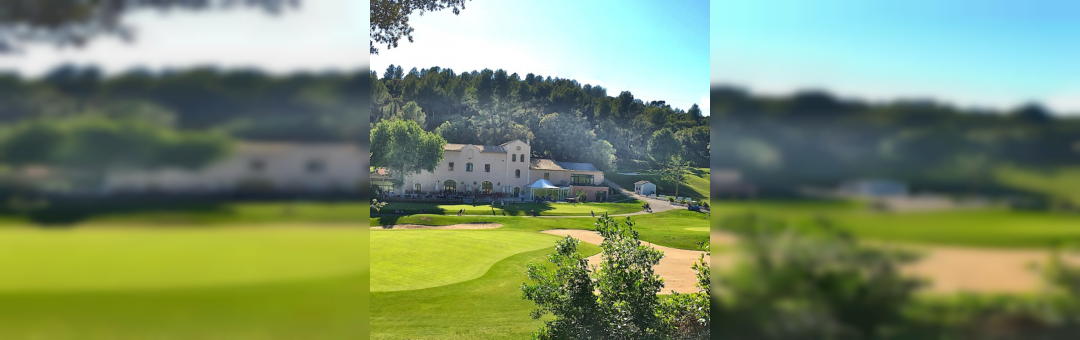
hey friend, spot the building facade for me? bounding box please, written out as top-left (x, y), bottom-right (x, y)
top-left (393, 139), bottom-right (609, 201)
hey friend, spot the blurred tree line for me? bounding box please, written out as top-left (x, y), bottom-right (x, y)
top-left (0, 64), bottom-right (367, 141)
top-left (0, 64), bottom-right (365, 192)
top-left (709, 86), bottom-right (1080, 194)
top-left (370, 65), bottom-right (711, 171)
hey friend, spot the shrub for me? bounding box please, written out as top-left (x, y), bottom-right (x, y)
top-left (714, 214), bottom-right (924, 339)
top-left (522, 214), bottom-right (710, 339)
top-left (668, 196), bottom-right (675, 202)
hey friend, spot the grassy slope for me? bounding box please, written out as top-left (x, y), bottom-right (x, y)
top-left (376, 201), bottom-right (642, 216)
top-left (371, 230), bottom-right (562, 291)
top-left (606, 167), bottom-right (710, 200)
top-left (371, 244), bottom-right (601, 340)
top-left (711, 200), bottom-right (1080, 248)
top-left (0, 226), bottom-right (368, 340)
top-left (994, 165), bottom-right (1080, 205)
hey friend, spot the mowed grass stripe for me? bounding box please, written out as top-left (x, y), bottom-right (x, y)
top-left (711, 201), bottom-right (1080, 248)
top-left (0, 227), bottom-right (368, 292)
top-left (370, 230), bottom-right (561, 292)
top-left (0, 272), bottom-right (368, 340)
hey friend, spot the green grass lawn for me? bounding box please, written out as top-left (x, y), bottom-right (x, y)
top-left (371, 244), bottom-right (601, 339)
top-left (371, 230), bottom-right (562, 292)
top-left (369, 210), bottom-right (707, 339)
top-left (994, 165), bottom-right (1080, 205)
top-left (607, 167), bottom-right (711, 200)
top-left (375, 201), bottom-right (642, 216)
top-left (0, 224), bottom-right (368, 339)
top-left (711, 199), bottom-right (1080, 249)
top-left (371, 209), bottom-right (710, 251)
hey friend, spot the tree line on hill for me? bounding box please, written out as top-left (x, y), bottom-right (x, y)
top-left (370, 65), bottom-right (711, 171)
top-left (0, 65), bottom-right (366, 192)
top-left (709, 85), bottom-right (1080, 195)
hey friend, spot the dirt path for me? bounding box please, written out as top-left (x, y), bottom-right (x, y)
top-left (371, 223), bottom-right (503, 230)
top-left (541, 229), bottom-right (707, 295)
top-left (709, 230), bottom-right (1080, 294)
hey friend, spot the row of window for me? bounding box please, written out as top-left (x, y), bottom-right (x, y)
top-left (446, 162), bottom-right (522, 178)
top-left (511, 154), bottom-right (525, 162)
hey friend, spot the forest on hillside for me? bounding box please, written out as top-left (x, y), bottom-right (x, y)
top-left (0, 65), bottom-right (367, 142)
top-left (708, 85), bottom-right (1080, 194)
top-left (370, 65), bottom-right (711, 171)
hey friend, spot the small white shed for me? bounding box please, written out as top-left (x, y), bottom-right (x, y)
top-left (634, 180), bottom-right (656, 196)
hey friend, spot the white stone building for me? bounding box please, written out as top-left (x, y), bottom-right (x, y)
top-left (102, 142), bottom-right (366, 194)
top-left (379, 139), bottom-right (609, 201)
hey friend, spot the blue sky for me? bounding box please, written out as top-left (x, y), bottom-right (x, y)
top-left (711, 0), bottom-right (1080, 114)
top-left (370, 0), bottom-right (710, 112)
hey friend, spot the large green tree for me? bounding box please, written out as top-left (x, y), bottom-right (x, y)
top-left (660, 155), bottom-right (691, 199)
top-left (369, 118), bottom-right (446, 190)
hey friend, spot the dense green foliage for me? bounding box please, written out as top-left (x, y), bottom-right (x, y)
top-left (370, 119), bottom-right (446, 189)
top-left (372, 66), bottom-right (710, 169)
top-left (0, 116), bottom-right (231, 189)
top-left (709, 86), bottom-right (1080, 198)
top-left (0, 66), bottom-right (366, 142)
top-left (522, 215), bottom-right (709, 339)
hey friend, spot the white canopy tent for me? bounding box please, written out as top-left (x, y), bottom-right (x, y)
top-left (527, 179), bottom-right (569, 200)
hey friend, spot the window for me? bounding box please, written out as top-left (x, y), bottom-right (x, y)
top-left (520, 154), bottom-right (525, 162)
top-left (544, 173), bottom-right (550, 180)
top-left (414, 183), bottom-right (421, 192)
top-left (448, 162), bottom-right (454, 171)
top-left (512, 154), bottom-right (516, 162)
top-left (572, 174), bottom-right (594, 185)
top-left (443, 180), bottom-right (456, 192)
top-left (249, 159), bottom-right (265, 172)
top-left (484, 164), bottom-right (490, 172)
top-left (515, 169), bottom-right (521, 178)
top-left (306, 160), bottom-right (323, 173)
top-left (516, 146), bottom-right (521, 151)
top-left (481, 181), bottom-right (493, 194)
top-left (466, 163), bottom-right (473, 172)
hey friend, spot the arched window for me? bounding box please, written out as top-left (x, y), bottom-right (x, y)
top-left (414, 183), bottom-right (421, 192)
top-left (520, 154), bottom-right (525, 162)
top-left (512, 154), bottom-right (516, 162)
top-left (443, 180), bottom-right (456, 192)
top-left (466, 163), bottom-right (473, 172)
top-left (513, 187), bottom-right (521, 197)
top-left (516, 146), bottom-right (521, 151)
top-left (515, 169), bottom-right (521, 178)
top-left (481, 181), bottom-right (493, 194)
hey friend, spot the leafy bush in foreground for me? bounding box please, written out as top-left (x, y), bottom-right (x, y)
top-left (522, 214), bottom-right (709, 339)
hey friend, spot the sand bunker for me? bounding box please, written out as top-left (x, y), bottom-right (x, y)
top-left (372, 223), bottom-right (503, 230)
top-left (708, 230), bottom-right (1080, 294)
top-left (541, 229), bottom-right (709, 295)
